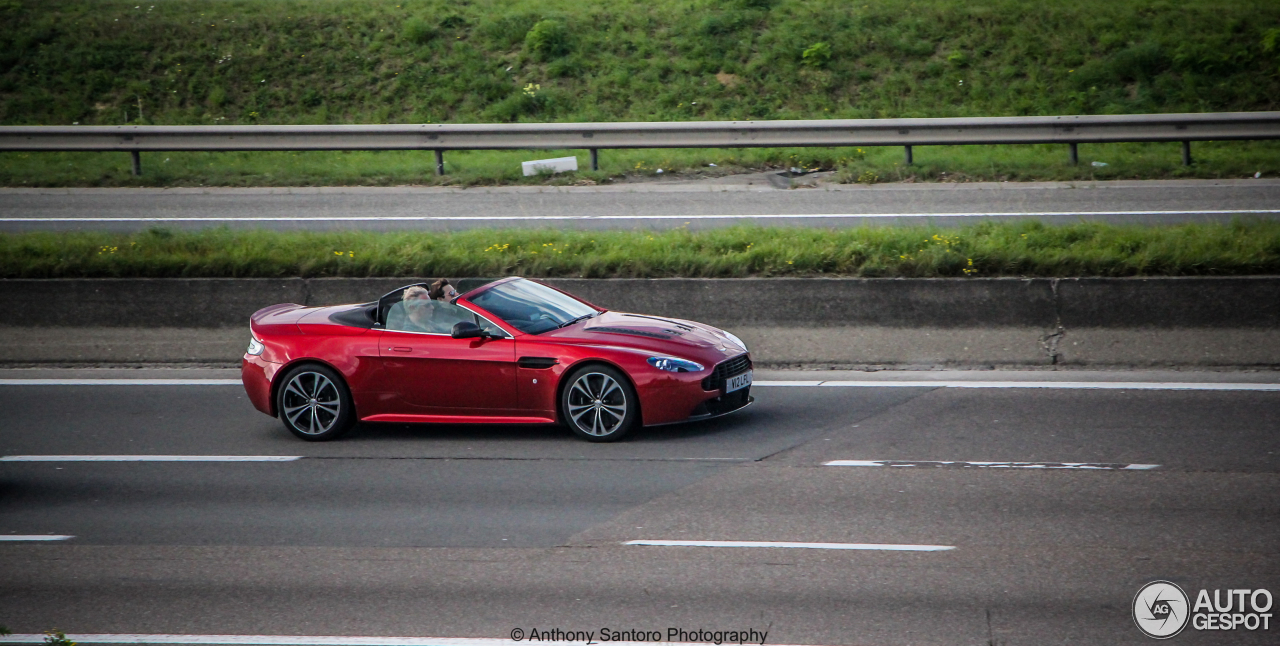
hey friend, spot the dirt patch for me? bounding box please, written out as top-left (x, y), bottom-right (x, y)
top-left (715, 72), bottom-right (741, 87)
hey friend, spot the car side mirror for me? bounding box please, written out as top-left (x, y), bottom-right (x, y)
top-left (451, 321), bottom-right (484, 339)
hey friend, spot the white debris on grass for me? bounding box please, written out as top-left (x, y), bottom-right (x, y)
top-left (521, 156), bottom-right (578, 176)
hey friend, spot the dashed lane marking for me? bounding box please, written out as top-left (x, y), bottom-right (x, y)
top-left (0, 535), bottom-right (73, 541)
top-left (1, 455), bottom-right (302, 462)
top-left (824, 459), bottom-right (1159, 470)
top-left (756, 380), bottom-right (1280, 391)
top-left (626, 539), bottom-right (954, 551)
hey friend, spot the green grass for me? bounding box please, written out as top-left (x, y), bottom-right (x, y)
top-left (4, 0), bottom-right (1279, 126)
top-left (4, 0), bottom-right (1279, 187)
top-left (3, 140), bottom-right (1278, 188)
top-left (4, 221), bottom-right (1279, 278)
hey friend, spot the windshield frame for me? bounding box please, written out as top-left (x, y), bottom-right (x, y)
top-left (465, 278), bottom-right (600, 335)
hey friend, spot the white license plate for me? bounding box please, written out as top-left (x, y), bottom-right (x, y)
top-left (725, 370), bottom-right (753, 393)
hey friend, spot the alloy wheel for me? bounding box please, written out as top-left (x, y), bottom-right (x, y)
top-left (281, 371), bottom-right (341, 436)
top-left (566, 372), bottom-right (628, 437)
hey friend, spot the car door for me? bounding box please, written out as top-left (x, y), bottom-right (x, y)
top-left (379, 306), bottom-right (518, 416)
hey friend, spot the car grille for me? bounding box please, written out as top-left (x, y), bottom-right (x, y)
top-left (702, 354), bottom-right (752, 391)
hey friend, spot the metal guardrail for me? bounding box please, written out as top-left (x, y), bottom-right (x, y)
top-left (3, 111), bottom-right (1278, 176)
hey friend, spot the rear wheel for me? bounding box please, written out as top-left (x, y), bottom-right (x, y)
top-left (561, 365), bottom-right (638, 442)
top-left (276, 364), bottom-right (354, 441)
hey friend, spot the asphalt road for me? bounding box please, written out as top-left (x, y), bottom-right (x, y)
top-left (2, 179), bottom-right (1278, 231)
top-left (1, 370), bottom-right (1278, 645)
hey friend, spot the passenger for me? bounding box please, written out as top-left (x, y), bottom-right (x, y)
top-left (400, 285), bottom-right (438, 333)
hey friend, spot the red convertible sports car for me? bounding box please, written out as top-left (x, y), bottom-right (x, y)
top-left (242, 277), bottom-right (753, 442)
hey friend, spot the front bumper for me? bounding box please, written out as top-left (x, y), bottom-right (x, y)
top-left (690, 388), bottom-right (753, 419)
top-left (640, 354), bottom-right (753, 426)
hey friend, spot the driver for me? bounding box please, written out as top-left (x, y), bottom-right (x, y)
top-left (429, 278), bottom-right (459, 302)
top-left (422, 279), bottom-right (471, 333)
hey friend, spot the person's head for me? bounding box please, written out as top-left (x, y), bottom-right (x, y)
top-left (429, 278), bottom-right (458, 302)
top-left (402, 286), bottom-right (432, 319)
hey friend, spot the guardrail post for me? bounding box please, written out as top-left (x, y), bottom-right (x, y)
top-left (1181, 141), bottom-right (1192, 166)
top-left (434, 149), bottom-right (445, 176)
top-left (589, 148), bottom-right (599, 171)
top-left (904, 145), bottom-right (913, 165)
top-left (1069, 143), bottom-right (1079, 166)
top-left (130, 151), bottom-right (141, 176)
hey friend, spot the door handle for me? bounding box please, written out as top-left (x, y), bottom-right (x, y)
top-left (388, 347), bottom-right (412, 352)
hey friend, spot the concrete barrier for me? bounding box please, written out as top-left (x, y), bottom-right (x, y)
top-left (1, 277), bottom-right (1277, 367)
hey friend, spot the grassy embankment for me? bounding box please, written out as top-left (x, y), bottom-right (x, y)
top-left (2, 0), bottom-right (1280, 186)
top-left (4, 221), bottom-right (1278, 278)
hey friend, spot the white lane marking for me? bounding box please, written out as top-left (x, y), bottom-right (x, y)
top-left (626, 539), bottom-right (954, 551)
top-left (4, 379), bottom-right (1276, 390)
top-left (1, 455), bottom-right (302, 462)
top-left (0, 535), bottom-right (73, 542)
top-left (4, 209), bottom-right (1279, 223)
top-left (0, 379), bottom-right (242, 386)
top-left (755, 380), bottom-right (1280, 391)
top-left (0, 638), bottom-right (813, 646)
top-left (824, 459), bottom-right (1159, 470)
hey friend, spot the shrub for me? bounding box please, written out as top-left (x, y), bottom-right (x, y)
top-left (402, 17), bottom-right (434, 45)
top-left (524, 19), bottom-right (571, 60)
top-left (802, 42), bottom-right (833, 68)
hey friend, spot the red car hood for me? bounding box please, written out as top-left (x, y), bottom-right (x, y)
top-left (546, 311), bottom-right (745, 358)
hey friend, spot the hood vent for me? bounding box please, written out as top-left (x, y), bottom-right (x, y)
top-left (622, 313), bottom-right (695, 331)
top-left (589, 326), bottom-right (672, 340)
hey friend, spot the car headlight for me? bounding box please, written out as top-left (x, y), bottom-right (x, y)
top-left (647, 356), bottom-right (704, 373)
top-left (246, 337), bottom-right (265, 356)
top-left (722, 331), bottom-right (748, 351)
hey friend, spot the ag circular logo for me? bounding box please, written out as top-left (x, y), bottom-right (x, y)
top-left (1134, 580), bottom-right (1191, 639)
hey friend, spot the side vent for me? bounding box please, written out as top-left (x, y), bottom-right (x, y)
top-left (518, 357), bottom-right (559, 369)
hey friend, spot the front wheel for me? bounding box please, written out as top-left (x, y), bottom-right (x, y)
top-left (276, 364), bottom-right (355, 441)
top-left (561, 365), bottom-right (638, 442)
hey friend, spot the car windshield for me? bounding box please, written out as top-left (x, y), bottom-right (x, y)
top-left (469, 279), bottom-right (597, 334)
